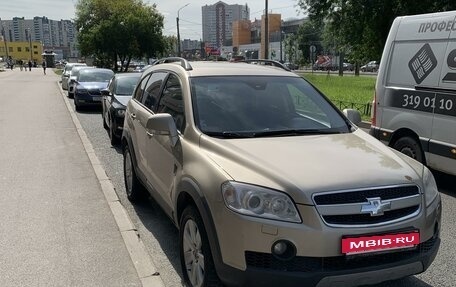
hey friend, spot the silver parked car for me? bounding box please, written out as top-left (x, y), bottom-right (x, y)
top-left (61, 63), bottom-right (87, 90)
top-left (122, 58), bottom-right (441, 287)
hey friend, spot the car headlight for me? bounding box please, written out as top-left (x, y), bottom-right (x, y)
top-left (221, 181), bottom-right (301, 223)
top-left (423, 167), bottom-right (439, 207)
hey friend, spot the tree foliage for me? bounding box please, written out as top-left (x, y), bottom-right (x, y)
top-left (297, 0), bottom-right (456, 66)
top-left (75, 0), bottom-right (165, 71)
top-left (296, 20), bottom-right (324, 65)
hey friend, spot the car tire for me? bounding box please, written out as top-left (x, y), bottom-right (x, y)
top-left (393, 136), bottom-right (424, 164)
top-left (123, 146), bottom-right (145, 203)
top-left (74, 100), bottom-right (81, 112)
top-left (109, 117), bottom-right (119, 146)
top-left (179, 205), bottom-right (221, 287)
top-left (102, 107), bottom-right (109, 130)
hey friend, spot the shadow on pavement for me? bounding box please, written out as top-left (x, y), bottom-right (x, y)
top-left (131, 194), bottom-right (185, 285)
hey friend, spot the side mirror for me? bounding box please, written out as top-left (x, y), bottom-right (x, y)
top-left (101, 89), bottom-right (111, 97)
top-left (342, 108), bottom-right (362, 125)
top-left (146, 113), bottom-right (179, 147)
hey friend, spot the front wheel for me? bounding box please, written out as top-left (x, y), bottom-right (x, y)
top-left (109, 117), bottom-right (119, 146)
top-left (180, 206), bottom-right (221, 287)
top-left (393, 136), bottom-right (424, 164)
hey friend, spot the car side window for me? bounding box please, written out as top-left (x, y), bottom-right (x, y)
top-left (157, 74), bottom-right (185, 132)
top-left (142, 72), bottom-right (167, 111)
top-left (133, 74), bottom-right (151, 102)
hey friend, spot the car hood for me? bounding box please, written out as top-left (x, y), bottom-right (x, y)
top-left (114, 95), bottom-right (132, 106)
top-left (199, 129), bottom-right (424, 205)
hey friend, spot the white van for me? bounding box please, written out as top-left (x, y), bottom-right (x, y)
top-left (370, 10), bottom-right (456, 176)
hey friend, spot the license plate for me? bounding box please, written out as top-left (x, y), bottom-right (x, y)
top-left (92, 97), bottom-right (102, 102)
top-left (341, 231), bottom-right (419, 255)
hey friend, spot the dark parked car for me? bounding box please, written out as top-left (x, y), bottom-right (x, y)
top-left (73, 68), bottom-right (114, 111)
top-left (101, 73), bottom-right (141, 145)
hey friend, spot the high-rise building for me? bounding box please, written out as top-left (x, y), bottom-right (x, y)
top-left (202, 1), bottom-right (249, 49)
top-left (0, 17), bottom-right (79, 59)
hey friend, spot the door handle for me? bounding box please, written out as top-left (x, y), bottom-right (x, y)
top-left (146, 131), bottom-right (154, 137)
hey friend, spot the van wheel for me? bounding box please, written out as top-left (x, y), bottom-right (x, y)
top-left (123, 146), bottom-right (145, 203)
top-left (393, 136), bottom-right (424, 163)
top-left (179, 206), bottom-right (221, 287)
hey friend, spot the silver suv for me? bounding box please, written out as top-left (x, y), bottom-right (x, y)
top-left (122, 58), bottom-right (441, 287)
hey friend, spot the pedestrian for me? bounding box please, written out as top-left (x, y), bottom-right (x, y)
top-left (19, 59), bottom-right (23, 71)
top-left (42, 59), bottom-right (47, 75)
top-left (28, 60), bottom-right (32, 71)
top-left (22, 60), bottom-right (26, 71)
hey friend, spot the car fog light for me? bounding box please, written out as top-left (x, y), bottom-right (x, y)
top-left (273, 241), bottom-right (287, 255)
top-left (271, 240), bottom-right (296, 260)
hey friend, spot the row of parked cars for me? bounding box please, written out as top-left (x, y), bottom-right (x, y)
top-left (60, 58), bottom-right (440, 287)
top-left (61, 63), bottom-right (142, 144)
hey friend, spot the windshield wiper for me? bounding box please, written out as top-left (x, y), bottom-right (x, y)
top-left (203, 131), bottom-right (255, 138)
top-left (251, 128), bottom-right (343, 138)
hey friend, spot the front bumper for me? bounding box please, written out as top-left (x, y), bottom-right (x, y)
top-left (211, 194), bottom-right (441, 287)
top-left (74, 93), bottom-right (102, 107)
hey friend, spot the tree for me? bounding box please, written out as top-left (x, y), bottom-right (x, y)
top-left (298, 0), bottom-right (456, 74)
top-left (296, 20), bottom-right (324, 65)
top-left (75, 0), bottom-right (165, 71)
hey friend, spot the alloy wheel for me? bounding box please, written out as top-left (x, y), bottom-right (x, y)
top-left (183, 219), bottom-right (205, 287)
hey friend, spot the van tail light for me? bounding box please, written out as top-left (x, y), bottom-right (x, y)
top-left (371, 91), bottom-right (377, 126)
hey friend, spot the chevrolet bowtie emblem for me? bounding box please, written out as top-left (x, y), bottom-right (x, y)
top-left (361, 197), bottom-right (391, 216)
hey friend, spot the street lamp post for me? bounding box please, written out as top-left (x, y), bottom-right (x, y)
top-left (264, 0), bottom-right (269, 59)
top-left (1, 27), bottom-right (8, 59)
top-left (280, 31), bottom-right (284, 62)
top-left (177, 3), bottom-right (190, 57)
top-left (29, 30), bottom-right (33, 61)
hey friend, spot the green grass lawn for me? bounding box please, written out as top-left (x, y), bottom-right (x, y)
top-left (299, 72), bottom-right (376, 120)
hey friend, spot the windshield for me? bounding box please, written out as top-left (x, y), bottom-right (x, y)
top-left (115, 75), bottom-right (140, 96)
top-left (79, 70), bottom-right (114, 82)
top-left (191, 76), bottom-right (349, 138)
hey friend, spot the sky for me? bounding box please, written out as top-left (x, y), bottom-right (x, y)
top-left (0, 0), bottom-right (304, 40)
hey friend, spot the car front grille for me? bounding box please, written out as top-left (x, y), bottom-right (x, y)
top-left (323, 205), bottom-right (420, 225)
top-left (313, 185), bottom-right (419, 205)
top-left (312, 185), bottom-right (421, 227)
top-left (245, 235), bottom-right (438, 273)
top-left (88, 89), bottom-right (101, 96)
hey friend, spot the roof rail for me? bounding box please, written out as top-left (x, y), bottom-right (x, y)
top-left (240, 59), bottom-right (291, 71)
top-left (154, 57), bottom-right (193, 71)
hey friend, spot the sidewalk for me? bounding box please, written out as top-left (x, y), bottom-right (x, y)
top-left (0, 68), bottom-right (157, 286)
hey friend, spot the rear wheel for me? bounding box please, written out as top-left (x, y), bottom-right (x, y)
top-left (102, 105), bottom-right (109, 129)
top-left (74, 100), bottom-right (81, 111)
top-left (123, 146), bottom-right (144, 203)
top-left (180, 206), bottom-right (221, 287)
top-left (393, 136), bottom-right (424, 163)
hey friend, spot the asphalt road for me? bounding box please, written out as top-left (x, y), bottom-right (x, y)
top-left (68, 97), bottom-right (456, 287)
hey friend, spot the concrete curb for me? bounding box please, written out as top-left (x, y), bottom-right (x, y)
top-left (57, 81), bottom-right (165, 287)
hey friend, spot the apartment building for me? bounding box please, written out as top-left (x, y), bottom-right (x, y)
top-left (0, 16), bottom-right (79, 60)
top-left (202, 1), bottom-right (250, 49)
